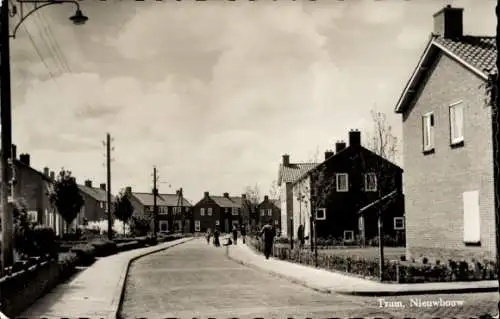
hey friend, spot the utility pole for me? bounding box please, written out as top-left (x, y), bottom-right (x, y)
top-left (494, 1), bottom-right (500, 316)
top-left (106, 133), bottom-right (112, 240)
top-left (152, 166), bottom-right (158, 239)
top-left (179, 188), bottom-right (184, 233)
top-left (1, 0), bottom-right (14, 273)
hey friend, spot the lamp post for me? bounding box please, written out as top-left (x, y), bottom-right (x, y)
top-left (0, 0), bottom-right (88, 273)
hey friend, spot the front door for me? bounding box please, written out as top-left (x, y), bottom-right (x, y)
top-left (224, 219), bottom-right (229, 233)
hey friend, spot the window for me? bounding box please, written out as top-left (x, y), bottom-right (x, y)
top-left (159, 221), bottom-right (168, 232)
top-left (449, 101), bottom-right (464, 146)
top-left (27, 211), bottom-right (38, 223)
top-left (225, 208), bottom-right (229, 213)
top-left (100, 202), bottom-right (105, 209)
top-left (336, 173), bottom-right (349, 192)
top-left (343, 230), bottom-right (354, 242)
top-left (422, 112), bottom-right (435, 152)
top-left (260, 209), bottom-right (265, 216)
top-left (232, 208), bottom-right (239, 216)
top-left (393, 217), bottom-right (405, 230)
top-left (200, 208), bottom-right (205, 216)
top-left (194, 220), bottom-right (201, 232)
top-left (207, 208), bottom-right (213, 216)
top-left (463, 190), bottom-right (481, 244)
top-left (364, 173), bottom-right (377, 192)
top-left (315, 208), bottom-right (326, 220)
top-left (267, 209), bottom-right (272, 216)
top-left (274, 220), bottom-right (279, 225)
top-left (215, 220), bottom-right (220, 226)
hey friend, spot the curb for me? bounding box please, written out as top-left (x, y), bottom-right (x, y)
top-left (227, 247), bottom-right (499, 297)
top-left (226, 250), bottom-right (332, 294)
top-left (111, 237), bottom-right (194, 319)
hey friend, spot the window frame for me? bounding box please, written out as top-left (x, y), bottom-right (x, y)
top-left (215, 220), bottom-right (220, 226)
top-left (343, 230), bottom-right (354, 242)
top-left (194, 220), bottom-right (201, 232)
top-left (449, 101), bottom-right (464, 146)
top-left (207, 207), bottom-right (213, 216)
top-left (315, 208), bottom-right (326, 220)
top-left (260, 209), bottom-right (265, 216)
top-left (159, 220), bottom-right (168, 232)
top-left (336, 173), bottom-right (349, 192)
top-left (422, 112), bottom-right (435, 152)
top-left (393, 217), bottom-right (405, 230)
top-left (232, 208), bottom-right (239, 216)
top-left (364, 172), bottom-right (378, 192)
top-left (200, 207), bottom-right (205, 216)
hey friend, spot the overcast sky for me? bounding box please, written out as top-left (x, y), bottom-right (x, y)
top-left (9, 0), bottom-right (495, 202)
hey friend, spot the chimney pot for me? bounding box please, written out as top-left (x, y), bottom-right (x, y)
top-left (125, 186), bottom-right (132, 194)
top-left (433, 5), bottom-right (463, 39)
top-left (84, 180), bottom-right (92, 188)
top-left (49, 171), bottom-right (55, 180)
top-left (348, 130), bottom-right (361, 147)
top-left (335, 141), bottom-right (347, 153)
top-left (242, 194), bottom-right (246, 199)
top-left (223, 192), bottom-right (229, 198)
top-left (100, 183), bottom-right (106, 190)
top-left (282, 154), bottom-right (290, 167)
top-left (43, 167), bottom-right (49, 176)
top-left (204, 191), bottom-right (209, 198)
top-left (264, 195), bottom-right (269, 201)
top-left (19, 153), bottom-right (30, 166)
top-left (324, 150), bottom-right (334, 161)
top-left (11, 145), bottom-right (16, 160)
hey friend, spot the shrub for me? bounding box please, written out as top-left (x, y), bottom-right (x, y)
top-left (32, 226), bottom-right (57, 258)
top-left (70, 244), bottom-right (96, 266)
top-left (91, 239), bottom-right (117, 257)
top-left (130, 216), bottom-right (151, 237)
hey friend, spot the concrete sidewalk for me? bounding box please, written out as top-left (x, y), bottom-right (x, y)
top-left (226, 243), bottom-right (499, 296)
top-left (19, 237), bottom-right (193, 319)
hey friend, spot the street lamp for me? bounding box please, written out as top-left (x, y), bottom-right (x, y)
top-left (0, 0), bottom-right (88, 274)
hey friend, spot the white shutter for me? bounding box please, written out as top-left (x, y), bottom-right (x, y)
top-left (463, 190), bottom-right (480, 243)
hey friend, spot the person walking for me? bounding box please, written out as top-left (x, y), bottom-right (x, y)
top-left (259, 219), bottom-right (276, 259)
top-left (298, 224), bottom-right (305, 249)
top-left (240, 224), bottom-right (247, 244)
top-left (213, 227), bottom-right (221, 247)
top-left (232, 224), bottom-right (238, 245)
top-left (206, 228), bottom-right (212, 245)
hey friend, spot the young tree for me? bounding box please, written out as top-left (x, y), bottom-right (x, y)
top-left (49, 169), bottom-right (84, 234)
top-left (269, 180), bottom-right (280, 201)
top-left (114, 190), bottom-right (134, 235)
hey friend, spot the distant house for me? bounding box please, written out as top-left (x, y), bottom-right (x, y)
top-left (125, 186), bottom-right (193, 233)
top-left (292, 130), bottom-right (404, 244)
top-left (257, 195), bottom-right (281, 230)
top-left (394, 5), bottom-right (496, 260)
top-left (277, 154), bottom-right (318, 237)
top-left (78, 180), bottom-right (108, 224)
top-left (192, 192), bottom-right (245, 233)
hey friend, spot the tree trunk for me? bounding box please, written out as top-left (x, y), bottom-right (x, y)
top-left (494, 1), bottom-right (500, 316)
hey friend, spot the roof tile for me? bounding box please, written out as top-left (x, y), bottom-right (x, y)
top-left (278, 163), bottom-right (318, 185)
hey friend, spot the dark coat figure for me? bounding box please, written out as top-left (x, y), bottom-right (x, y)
top-left (298, 224), bottom-right (305, 248)
top-left (259, 220), bottom-right (276, 259)
top-left (213, 228), bottom-right (221, 247)
top-left (232, 225), bottom-right (238, 245)
top-left (240, 224), bottom-right (247, 244)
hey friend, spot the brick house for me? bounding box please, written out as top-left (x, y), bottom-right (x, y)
top-left (277, 155), bottom-right (318, 237)
top-left (192, 192), bottom-right (244, 233)
top-left (77, 180), bottom-right (108, 224)
top-left (292, 130), bottom-right (404, 244)
top-left (257, 195), bottom-right (281, 230)
top-left (125, 186), bottom-right (193, 233)
top-left (394, 5), bottom-right (496, 260)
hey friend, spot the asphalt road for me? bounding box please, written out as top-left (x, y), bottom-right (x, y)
top-left (119, 239), bottom-right (498, 319)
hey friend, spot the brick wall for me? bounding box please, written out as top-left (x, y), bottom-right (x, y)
top-left (80, 191), bottom-right (106, 222)
top-left (402, 52), bottom-right (495, 260)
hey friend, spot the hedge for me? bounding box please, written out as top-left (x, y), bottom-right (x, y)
top-left (248, 239), bottom-right (498, 283)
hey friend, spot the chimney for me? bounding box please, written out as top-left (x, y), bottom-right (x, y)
top-left (43, 167), bottom-right (49, 176)
top-left (264, 195), bottom-right (269, 201)
top-left (433, 5), bottom-right (463, 39)
top-left (11, 145), bottom-right (16, 160)
top-left (324, 150), bottom-right (334, 160)
top-left (100, 183), bottom-right (106, 190)
top-left (49, 171), bottom-right (55, 180)
top-left (223, 192), bottom-right (229, 198)
top-left (19, 153), bottom-right (30, 166)
top-left (84, 180), bottom-right (92, 188)
top-left (348, 129), bottom-right (361, 147)
top-left (125, 186), bottom-right (132, 194)
top-left (282, 154), bottom-right (290, 167)
top-left (335, 141), bottom-right (347, 153)
top-left (204, 191), bottom-right (209, 198)
top-left (242, 194), bottom-right (246, 199)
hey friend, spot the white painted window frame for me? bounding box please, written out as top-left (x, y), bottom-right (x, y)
top-left (315, 208), bottom-right (326, 220)
top-left (336, 173), bottom-right (349, 192)
top-left (232, 208), bottom-right (239, 216)
top-left (422, 112), bottom-right (435, 152)
top-left (207, 207), bottom-right (213, 216)
top-left (393, 217), bottom-right (405, 230)
top-left (364, 173), bottom-right (377, 192)
top-left (194, 220), bottom-right (201, 232)
top-left (449, 101), bottom-right (464, 145)
top-left (159, 220), bottom-right (168, 232)
top-left (343, 230), bottom-right (354, 242)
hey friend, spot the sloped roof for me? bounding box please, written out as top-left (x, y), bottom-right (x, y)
top-left (78, 185), bottom-right (107, 202)
top-left (132, 192), bottom-right (192, 207)
top-left (211, 196), bottom-right (239, 208)
top-left (277, 163), bottom-right (319, 185)
top-left (395, 34), bottom-right (495, 114)
top-left (14, 160), bottom-right (53, 182)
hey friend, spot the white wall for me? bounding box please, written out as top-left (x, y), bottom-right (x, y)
top-left (292, 176), bottom-right (312, 239)
top-left (280, 183), bottom-right (288, 237)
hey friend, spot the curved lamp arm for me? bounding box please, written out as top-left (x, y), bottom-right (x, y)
top-left (9, 0), bottom-right (82, 38)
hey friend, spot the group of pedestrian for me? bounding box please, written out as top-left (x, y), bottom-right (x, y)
top-left (205, 223), bottom-right (247, 247)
